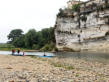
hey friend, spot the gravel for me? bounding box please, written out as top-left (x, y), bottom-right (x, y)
top-left (0, 55), bottom-right (109, 82)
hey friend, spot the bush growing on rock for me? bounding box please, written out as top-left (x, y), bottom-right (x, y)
top-left (72, 4), bottom-right (80, 12)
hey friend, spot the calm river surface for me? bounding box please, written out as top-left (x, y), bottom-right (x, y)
top-left (0, 51), bottom-right (109, 63)
top-left (55, 52), bottom-right (109, 64)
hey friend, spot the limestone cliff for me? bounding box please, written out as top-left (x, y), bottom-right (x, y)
top-left (55, 0), bottom-right (109, 51)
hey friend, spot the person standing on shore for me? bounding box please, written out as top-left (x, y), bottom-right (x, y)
top-left (12, 49), bottom-right (14, 55)
top-left (12, 49), bottom-right (16, 55)
top-left (23, 51), bottom-right (25, 56)
top-left (17, 49), bottom-right (20, 55)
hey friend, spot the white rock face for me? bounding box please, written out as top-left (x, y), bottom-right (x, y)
top-left (55, 1), bottom-right (109, 51)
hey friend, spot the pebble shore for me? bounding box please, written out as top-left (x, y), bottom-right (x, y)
top-left (0, 55), bottom-right (109, 82)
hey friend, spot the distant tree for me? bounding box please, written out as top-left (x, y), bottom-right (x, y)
top-left (41, 27), bottom-right (56, 44)
top-left (7, 29), bottom-right (23, 43)
top-left (49, 27), bottom-right (56, 43)
top-left (12, 35), bottom-right (25, 47)
top-left (25, 29), bottom-right (38, 49)
top-left (7, 27), bottom-right (56, 51)
top-left (37, 27), bottom-right (56, 51)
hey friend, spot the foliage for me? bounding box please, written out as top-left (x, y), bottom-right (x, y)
top-left (51, 62), bottom-right (74, 70)
top-left (97, 6), bottom-right (104, 11)
top-left (7, 27), bottom-right (56, 51)
top-left (105, 0), bottom-right (109, 8)
top-left (0, 43), bottom-right (14, 48)
top-left (32, 44), bottom-right (40, 50)
top-left (0, 43), bottom-right (14, 51)
top-left (41, 43), bottom-right (55, 51)
top-left (25, 29), bottom-right (38, 49)
top-left (97, 3), bottom-right (109, 12)
top-left (105, 2), bottom-right (109, 9)
top-left (81, 16), bottom-right (87, 22)
top-left (63, 47), bottom-right (73, 51)
top-left (75, 73), bottom-right (80, 77)
top-left (12, 35), bottom-right (25, 47)
top-left (92, 3), bottom-right (97, 7)
top-left (57, 8), bottom-right (68, 17)
top-left (72, 4), bottom-right (80, 12)
top-left (57, 8), bottom-right (64, 17)
top-left (41, 28), bottom-right (56, 43)
top-left (7, 29), bottom-right (23, 43)
top-left (36, 27), bottom-right (56, 50)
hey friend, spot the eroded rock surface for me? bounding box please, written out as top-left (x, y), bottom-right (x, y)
top-left (55, 0), bottom-right (109, 51)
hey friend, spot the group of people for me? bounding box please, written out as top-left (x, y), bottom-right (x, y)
top-left (12, 49), bottom-right (25, 56)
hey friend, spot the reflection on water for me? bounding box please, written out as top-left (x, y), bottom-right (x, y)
top-left (55, 52), bottom-right (109, 64)
top-left (0, 50), bottom-right (109, 63)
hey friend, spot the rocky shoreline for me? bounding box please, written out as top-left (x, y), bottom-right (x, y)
top-left (0, 55), bottom-right (109, 82)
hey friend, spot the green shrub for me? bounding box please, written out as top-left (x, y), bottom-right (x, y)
top-left (57, 8), bottom-right (68, 17)
top-left (32, 44), bottom-right (40, 50)
top-left (97, 6), bottom-right (104, 11)
top-left (81, 16), bottom-right (87, 21)
top-left (54, 47), bottom-right (58, 52)
top-left (75, 73), bottom-right (79, 77)
top-left (63, 47), bottom-right (73, 51)
top-left (42, 44), bottom-right (50, 51)
top-left (0, 43), bottom-right (15, 48)
top-left (41, 43), bottom-right (55, 51)
top-left (72, 4), bottom-right (80, 12)
top-left (51, 62), bottom-right (74, 70)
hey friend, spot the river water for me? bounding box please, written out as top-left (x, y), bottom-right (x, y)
top-left (0, 51), bottom-right (109, 63)
top-left (0, 51), bottom-right (54, 56)
top-left (55, 52), bottom-right (109, 64)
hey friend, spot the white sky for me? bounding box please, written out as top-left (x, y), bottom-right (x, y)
top-left (0, 0), bottom-right (69, 43)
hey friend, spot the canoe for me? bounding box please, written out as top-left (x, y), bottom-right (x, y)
top-left (39, 55), bottom-right (54, 58)
top-left (12, 54), bottom-right (24, 56)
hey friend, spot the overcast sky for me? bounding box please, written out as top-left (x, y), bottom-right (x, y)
top-left (0, 0), bottom-right (69, 43)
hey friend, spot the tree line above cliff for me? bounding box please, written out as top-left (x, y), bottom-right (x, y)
top-left (7, 27), bottom-right (56, 51)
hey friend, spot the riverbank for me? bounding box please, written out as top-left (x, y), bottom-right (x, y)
top-left (0, 55), bottom-right (109, 81)
top-left (0, 48), bottom-right (57, 53)
top-left (0, 48), bottom-right (29, 51)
